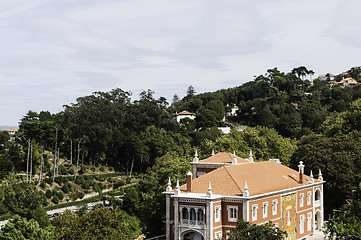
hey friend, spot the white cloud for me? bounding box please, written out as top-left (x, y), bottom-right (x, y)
top-left (1, 0), bottom-right (361, 126)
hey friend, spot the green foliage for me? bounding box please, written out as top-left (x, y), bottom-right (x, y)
top-left (113, 180), bottom-right (125, 189)
top-left (68, 168), bottom-right (75, 175)
top-left (52, 195), bottom-right (59, 204)
top-left (324, 209), bottom-right (361, 239)
top-left (45, 190), bottom-right (52, 198)
top-left (78, 166), bottom-right (87, 175)
top-left (0, 214), bottom-right (54, 240)
top-left (56, 191), bottom-right (64, 201)
top-left (44, 178), bottom-right (53, 185)
top-left (69, 191), bottom-right (84, 201)
top-left (291, 134), bottom-right (361, 216)
top-left (0, 183), bottom-right (47, 218)
top-left (40, 181), bottom-right (46, 189)
top-left (100, 166), bottom-right (105, 172)
top-left (196, 109), bottom-right (219, 129)
top-left (200, 126), bottom-right (296, 165)
top-left (59, 165), bottom-right (68, 175)
top-left (225, 219), bottom-right (287, 240)
top-left (29, 207), bottom-right (50, 228)
top-left (52, 208), bottom-right (141, 240)
top-left (61, 183), bottom-right (71, 194)
top-left (123, 151), bottom-right (192, 237)
top-left (54, 176), bottom-right (63, 185)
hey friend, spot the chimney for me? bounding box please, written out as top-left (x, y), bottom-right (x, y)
top-left (298, 161), bottom-right (305, 184)
top-left (187, 172), bottom-right (192, 192)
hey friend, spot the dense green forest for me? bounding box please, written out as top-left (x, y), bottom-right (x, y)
top-left (1, 66), bottom-right (361, 238)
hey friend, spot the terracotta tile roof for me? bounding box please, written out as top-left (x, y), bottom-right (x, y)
top-left (180, 161), bottom-right (318, 196)
top-left (174, 111), bottom-right (196, 116)
top-left (198, 152), bottom-right (249, 164)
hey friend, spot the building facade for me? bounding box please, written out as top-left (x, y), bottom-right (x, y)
top-left (173, 111), bottom-right (196, 123)
top-left (164, 152), bottom-right (324, 240)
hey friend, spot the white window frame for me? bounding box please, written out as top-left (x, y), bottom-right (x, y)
top-left (307, 212), bottom-right (312, 231)
top-left (215, 231), bottom-right (222, 239)
top-left (215, 206), bottom-right (221, 222)
top-left (307, 192), bottom-right (311, 205)
top-left (227, 206), bottom-right (238, 222)
top-left (252, 204), bottom-right (258, 221)
top-left (300, 215), bottom-right (305, 234)
top-left (262, 202), bottom-right (268, 218)
top-left (272, 200), bottom-right (278, 215)
top-left (300, 193), bottom-right (304, 207)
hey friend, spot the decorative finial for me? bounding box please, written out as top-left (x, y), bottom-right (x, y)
top-left (309, 170), bottom-right (314, 183)
top-left (232, 151), bottom-right (237, 164)
top-left (174, 180), bottom-right (181, 195)
top-left (243, 180), bottom-right (249, 197)
top-left (193, 150), bottom-right (199, 162)
top-left (249, 149), bottom-right (254, 162)
top-left (318, 169), bottom-right (323, 181)
top-left (212, 149), bottom-right (215, 156)
top-left (207, 181), bottom-right (213, 198)
top-left (166, 177), bottom-right (172, 192)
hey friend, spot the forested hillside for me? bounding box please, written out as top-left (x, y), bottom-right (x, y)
top-left (1, 66), bottom-right (361, 238)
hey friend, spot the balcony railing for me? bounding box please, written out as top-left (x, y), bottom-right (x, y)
top-left (181, 219), bottom-right (204, 227)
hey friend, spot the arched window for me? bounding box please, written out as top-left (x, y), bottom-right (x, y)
top-left (197, 209), bottom-right (204, 222)
top-left (190, 208), bottom-right (196, 220)
top-left (315, 189), bottom-right (321, 201)
top-left (182, 208), bottom-right (189, 220)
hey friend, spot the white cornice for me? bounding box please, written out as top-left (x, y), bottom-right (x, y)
top-left (164, 181), bottom-right (325, 201)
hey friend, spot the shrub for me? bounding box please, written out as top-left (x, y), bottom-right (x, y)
top-left (75, 176), bottom-right (84, 185)
top-left (78, 191), bottom-right (85, 199)
top-left (79, 166), bottom-right (87, 175)
top-left (62, 183), bottom-right (72, 193)
top-left (55, 176), bottom-right (63, 185)
top-left (56, 191), bottom-right (64, 200)
top-left (59, 165), bottom-right (68, 175)
top-left (94, 175), bottom-right (105, 181)
top-left (90, 166), bottom-right (96, 172)
top-left (40, 181), bottom-right (46, 189)
top-left (100, 166), bottom-right (105, 172)
top-left (108, 166), bottom-right (114, 172)
top-left (126, 177), bottom-right (131, 184)
top-left (63, 177), bottom-right (68, 184)
top-left (107, 178), bottom-right (116, 183)
top-left (113, 180), bottom-right (126, 189)
top-left (67, 176), bottom-right (74, 181)
top-left (84, 175), bottom-right (92, 180)
top-left (44, 178), bottom-right (53, 185)
top-left (52, 189), bottom-right (58, 196)
top-left (69, 191), bottom-right (85, 201)
top-left (45, 190), bottom-right (52, 198)
top-left (68, 168), bottom-right (75, 175)
top-left (52, 195), bottom-right (59, 204)
top-left (81, 182), bottom-right (90, 189)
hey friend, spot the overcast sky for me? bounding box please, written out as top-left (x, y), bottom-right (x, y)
top-left (1, 0), bottom-right (361, 126)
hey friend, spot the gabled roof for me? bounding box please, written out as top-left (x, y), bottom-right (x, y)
top-left (180, 161), bottom-right (318, 196)
top-left (197, 152), bottom-right (250, 164)
top-left (174, 111), bottom-right (196, 116)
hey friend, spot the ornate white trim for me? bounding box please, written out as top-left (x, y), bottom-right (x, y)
top-left (223, 198), bottom-right (245, 203)
top-left (179, 198), bottom-right (207, 203)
